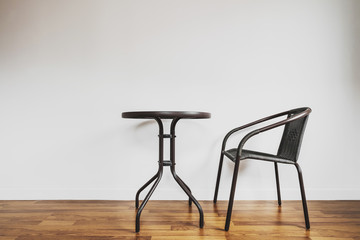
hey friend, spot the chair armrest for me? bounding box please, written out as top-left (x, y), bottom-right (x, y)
top-left (234, 108), bottom-right (311, 158)
top-left (221, 109), bottom-right (296, 151)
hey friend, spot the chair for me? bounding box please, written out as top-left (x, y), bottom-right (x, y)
top-left (213, 107), bottom-right (312, 231)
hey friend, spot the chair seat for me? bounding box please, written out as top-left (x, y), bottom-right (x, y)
top-left (224, 148), bottom-right (295, 164)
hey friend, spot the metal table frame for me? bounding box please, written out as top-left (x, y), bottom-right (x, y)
top-left (122, 111), bottom-right (210, 232)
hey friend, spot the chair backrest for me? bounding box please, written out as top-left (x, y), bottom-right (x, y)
top-left (277, 107), bottom-right (311, 162)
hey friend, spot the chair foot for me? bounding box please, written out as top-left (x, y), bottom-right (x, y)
top-left (224, 222), bottom-right (230, 231)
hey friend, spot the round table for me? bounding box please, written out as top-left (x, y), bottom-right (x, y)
top-left (122, 111), bottom-right (211, 232)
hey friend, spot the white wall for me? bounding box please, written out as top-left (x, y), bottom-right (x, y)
top-left (0, 0), bottom-right (359, 200)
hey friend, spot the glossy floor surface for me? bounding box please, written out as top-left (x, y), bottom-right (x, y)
top-left (1, 200), bottom-right (359, 240)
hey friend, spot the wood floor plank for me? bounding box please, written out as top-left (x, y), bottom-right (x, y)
top-left (0, 200), bottom-right (359, 240)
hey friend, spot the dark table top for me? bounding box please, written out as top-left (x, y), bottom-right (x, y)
top-left (122, 111), bottom-right (211, 119)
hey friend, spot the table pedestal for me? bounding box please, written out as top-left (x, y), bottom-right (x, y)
top-left (134, 117), bottom-right (204, 232)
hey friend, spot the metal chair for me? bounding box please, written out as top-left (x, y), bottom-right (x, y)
top-left (213, 107), bottom-right (312, 231)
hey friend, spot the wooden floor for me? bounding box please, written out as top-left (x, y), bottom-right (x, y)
top-left (0, 200), bottom-right (359, 240)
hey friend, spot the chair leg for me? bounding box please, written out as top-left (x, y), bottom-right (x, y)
top-left (225, 158), bottom-right (241, 231)
top-left (213, 152), bottom-right (225, 203)
top-left (274, 162), bottom-right (282, 206)
top-left (295, 163), bottom-right (310, 230)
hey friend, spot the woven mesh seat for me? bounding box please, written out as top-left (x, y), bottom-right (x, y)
top-left (224, 148), bottom-right (294, 164)
top-left (213, 107), bottom-right (312, 231)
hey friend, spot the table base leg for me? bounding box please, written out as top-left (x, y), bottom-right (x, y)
top-left (171, 168), bottom-right (204, 228)
top-left (135, 173), bottom-right (158, 208)
top-left (135, 171), bottom-right (163, 232)
top-left (135, 168), bottom-right (204, 232)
